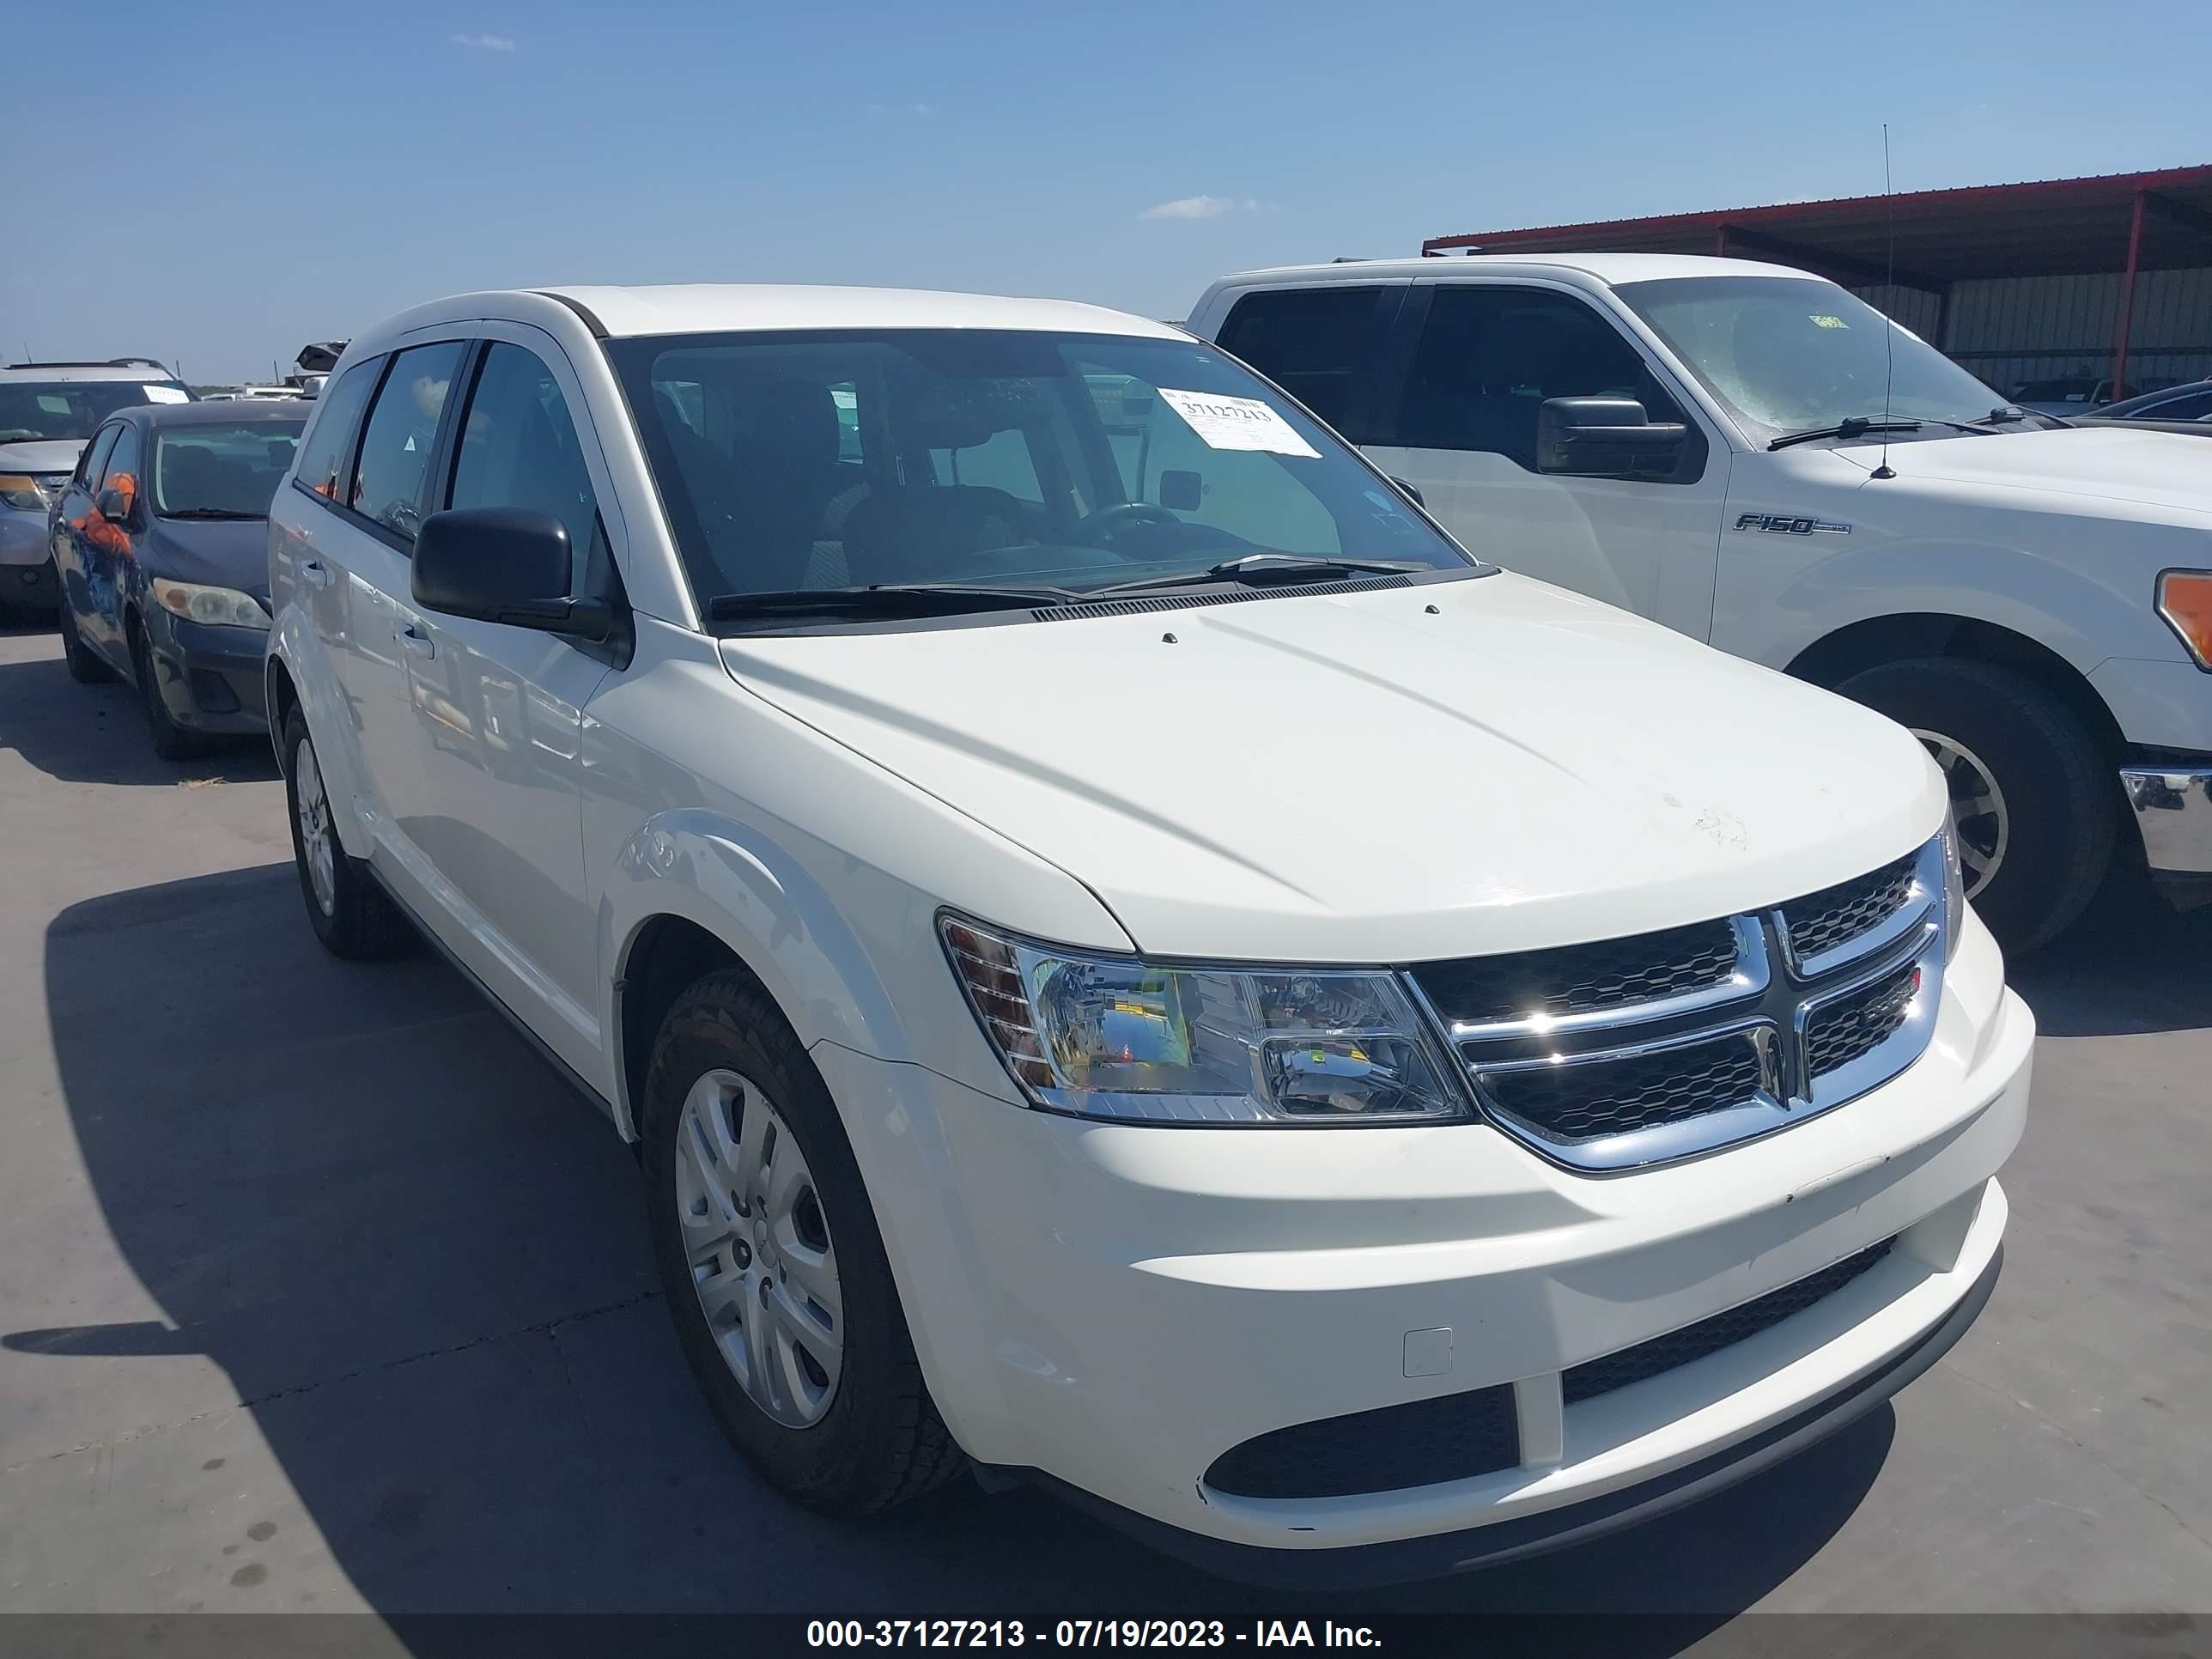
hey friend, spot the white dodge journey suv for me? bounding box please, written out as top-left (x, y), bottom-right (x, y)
top-left (265, 284), bottom-right (2031, 1585)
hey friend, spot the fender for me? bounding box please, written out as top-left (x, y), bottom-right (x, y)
top-left (266, 612), bottom-right (373, 859)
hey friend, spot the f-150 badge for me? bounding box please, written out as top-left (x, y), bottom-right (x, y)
top-left (1735, 514), bottom-right (1851, 534)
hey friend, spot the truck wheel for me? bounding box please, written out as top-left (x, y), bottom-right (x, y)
top-left (1836, 657), bottom-right (2114, 953)
top-left (641, 969), bottom-right (964, 1517)
top-left (280, 705), bottom-right (415, 960)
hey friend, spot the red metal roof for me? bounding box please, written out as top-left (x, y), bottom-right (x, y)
top-left (1423, 166), bottom-right (2212, 289)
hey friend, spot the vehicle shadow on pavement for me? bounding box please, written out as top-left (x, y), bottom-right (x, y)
top-left (22, 863), bottom-right (1881, 1633)
top-left (2010, 875), bottom-right (2212, 1037)
top-left (0, 643), bottom-right (277, 787)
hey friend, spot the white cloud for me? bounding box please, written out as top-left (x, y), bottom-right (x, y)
top-left (451, 32), bottom-right (515, 51)
top-left (1139, 195), bottom-right (1259, 222)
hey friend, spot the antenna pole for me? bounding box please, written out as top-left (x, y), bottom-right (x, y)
top-left (1873, 124), bottom-right (1899, 480)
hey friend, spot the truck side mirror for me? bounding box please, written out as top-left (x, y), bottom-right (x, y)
top-left (1538, 398), bottom-right (1688, 479)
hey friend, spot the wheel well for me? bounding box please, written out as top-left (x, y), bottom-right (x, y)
top-left (617, 915), bottom-right (744, 1137)
top-left (1785, 613), bottom-right (2125, 760)
top-left (265, 658), bottom-right (299, 770)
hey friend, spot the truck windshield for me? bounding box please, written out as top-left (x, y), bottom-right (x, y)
top-left (608, 328), bottom-right (1475, 623)
top-left (1613, 276), bottom-right (2007, 444)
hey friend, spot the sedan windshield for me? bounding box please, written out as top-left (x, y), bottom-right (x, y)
top-left (153, 422), bottom-right (304, 517)
top-left (0, 380), bottom-right (193, 443)
top-left (1613, 276), bottom-right (2008, 443)
top-left (609, 329), bottom-right (1476, 623)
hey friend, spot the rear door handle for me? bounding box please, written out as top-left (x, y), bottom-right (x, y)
top-left (397, 625), bottom-right (434, 659)
top-left (299, 558), bottom-right (334, 590)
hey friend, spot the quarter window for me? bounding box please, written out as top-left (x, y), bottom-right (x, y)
top-left (1396, 287), bottom-right (1683, 469)
top-left (447, 343), bottom-right (603, 583)
top-left (294, 358), bottom-right (382, 502)
top-left (1215, 287), bottom-right (1385, 439)
top-left (350, 342), bottom-right (466, 541)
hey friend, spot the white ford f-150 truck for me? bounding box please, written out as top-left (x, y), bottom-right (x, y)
top-left (1190, 254), bottom-right (2212, 950)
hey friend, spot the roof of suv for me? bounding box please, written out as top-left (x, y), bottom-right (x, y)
top-left (374, 284), bottom-right (1188, 344)
top-left (1, 361), bottom-right (182, 382)
top-left (1211, 252), bottom-right (1820, 288)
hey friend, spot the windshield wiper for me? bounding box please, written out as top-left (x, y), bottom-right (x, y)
top-left (704, 582), bottom-right (1081, 623)
top-left (159, 507), bottom-right (262, 520)
top-left (1767, 418), bottom-right (1923, 451)
top-left (1090, 552), bottom-right (1428, 598)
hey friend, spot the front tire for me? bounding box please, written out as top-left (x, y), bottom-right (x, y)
top-left (131, 620), bottom-right (204, 761)
top-left (1837, 657), bottom-right (2115, 952)
top-left (280, 705), bottom-right (415, 960)
top-left (58, 600), bottom-right (114, 684)
top-left (641, 969), bottom-right (963, 1517)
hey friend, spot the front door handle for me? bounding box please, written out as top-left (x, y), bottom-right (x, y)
top-left (397, 625), bottom-right (435, 659)
top-left (299, 558), bottom-right (334, 591)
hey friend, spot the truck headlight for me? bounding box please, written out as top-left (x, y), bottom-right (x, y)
top-left (2156, 569), bottom-right (2212, 669)
top-left (151, 577), bottom-right (270, 631)
top-left (940, 917), bottom-right (1467, 1125)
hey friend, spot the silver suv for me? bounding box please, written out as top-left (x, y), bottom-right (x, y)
top-left (0, 360), bottom-right (192, 614)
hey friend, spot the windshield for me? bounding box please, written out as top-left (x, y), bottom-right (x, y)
top-left (1613, 276), bottom-right (2007, 442)
top-left (153, 421), bottom-right (304, 517)
top-left (609, 329), bottom-right (1474, 622)
top-left (0, 380), bottom-right (193, 444)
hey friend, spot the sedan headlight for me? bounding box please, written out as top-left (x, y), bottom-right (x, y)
top-left (0, 473), bottom-right (48, 512)
top-left (151, 576), bottom-right (270, 631)
top-left (1939, 817), bottom-right (1966, 962)
top-left (940, 917), bottom-right (1467, 1124)
top-left (2155, 569), bottom-right (2212, 669)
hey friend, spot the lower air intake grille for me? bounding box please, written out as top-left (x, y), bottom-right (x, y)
top-left (1203, 1383), bottom-right (1519, 1499)
top-left (1563, 1237), bottom-right (1896, 1407)
top-left (1481, 1034), bottom-right (1764, 1143)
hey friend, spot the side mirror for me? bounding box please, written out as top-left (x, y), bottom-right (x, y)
top-left (95, 486), bottom-right (136, 526)
top-left (1388, 476), bottom-right (1425, 507)
top-left (1538, 398), bottom-right (1688, 478)
top-left (410, 507), bottom-right (611, 641)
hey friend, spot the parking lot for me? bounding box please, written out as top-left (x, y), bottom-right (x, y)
top-left (0, 614), bottom-right (2205, 1626)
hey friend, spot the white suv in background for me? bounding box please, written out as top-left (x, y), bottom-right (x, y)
top-left (1190, 256), bottom-right (2212, 951)
top-left (265, 284), bottom-right (2027, 1584)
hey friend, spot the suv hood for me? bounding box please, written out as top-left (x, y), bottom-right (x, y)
top-left (0, 438), bottom-right (87, 474)
top-left (720, 574), bottom-right (1944, 962)
top-left (1843, 425), bottom-right (2212, 520)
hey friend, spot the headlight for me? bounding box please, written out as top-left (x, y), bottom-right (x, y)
top-left (2156, 569), bottom-right (2212, 669)
top-left (940, 917), bottom-right (1467, 1125)
top-left (0, 474), bottom-right (47, 512)
top-left (151, 577), bottom-right (270, 631)
top-left (1939, 817), bottom-right (1966, 962)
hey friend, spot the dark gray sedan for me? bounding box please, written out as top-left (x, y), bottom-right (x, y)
top-left (50, 399), bottom-right (305, 758)
top-left (2071, 378), bottom-right (2212, 436)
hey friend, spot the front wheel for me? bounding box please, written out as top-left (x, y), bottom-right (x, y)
top-left (641, 969), bottom-right (963, 1516)
top-left (1836, 657), bottom-right (2116, 953)
top-left (131, 622), bottom-right (203, 760)
top-left (58, 599), bottom-right (114, 684)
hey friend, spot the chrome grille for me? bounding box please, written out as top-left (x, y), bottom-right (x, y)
top-left (1410, 839), bottom-right (1947, 1171)
top-left (1411, 919), bottom-right (1737, 1028)
top-left (1482, 1033), bottom-right (1764, 1143)
top-left (33, 473), bottom-right (70, 507)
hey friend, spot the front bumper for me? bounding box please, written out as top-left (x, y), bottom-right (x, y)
top-left (143, 609), bottom-right (270, 733)
top-left (815, 916), bottom-right (2031, 1577)
top-left (2122, 762), bottom-right (2212, 892)
top-left (2, 556), bottom-right (58, 609)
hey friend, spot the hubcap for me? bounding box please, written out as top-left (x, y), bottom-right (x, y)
top-left (1912, 728), bottom-right (2009, 898)
top-left (293, 737), bottom-right (337, 916)
top-left (675, 1068), bottom-right (842, 1428)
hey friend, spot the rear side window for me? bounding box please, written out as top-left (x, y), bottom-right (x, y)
top-left (294, 358), bottom-right (381, 501)
top-left (76, 423), bottom-right (122, 486)
top-left (1396, 287), bottom-right (1683, 469)
top-left (1215, 287), bottom-right (1386, 440)
top-left (447, 343), bottom-right (603, 585)
top-left (2145, 389), bottom-right (2212, 422)
top-left (350, 342), bottom-right (466, 541)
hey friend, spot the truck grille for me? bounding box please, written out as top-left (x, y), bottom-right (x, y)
top-left (1409, 839), bottom-right (1945, 1170)
top-left (1563, 1237), bottom-right (1896, 1405)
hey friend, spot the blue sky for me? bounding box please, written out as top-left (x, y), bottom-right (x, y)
top-left (8, 0), bottom-right (2209, 382)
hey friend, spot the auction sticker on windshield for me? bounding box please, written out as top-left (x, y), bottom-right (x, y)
top-left (143, 386), bottom-right (190, 404)
top-left (1155, 388), bottom-right (1318, 458)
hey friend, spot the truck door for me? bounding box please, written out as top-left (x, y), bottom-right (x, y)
top-left (1361, 282), bottom-right (1729, 639)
